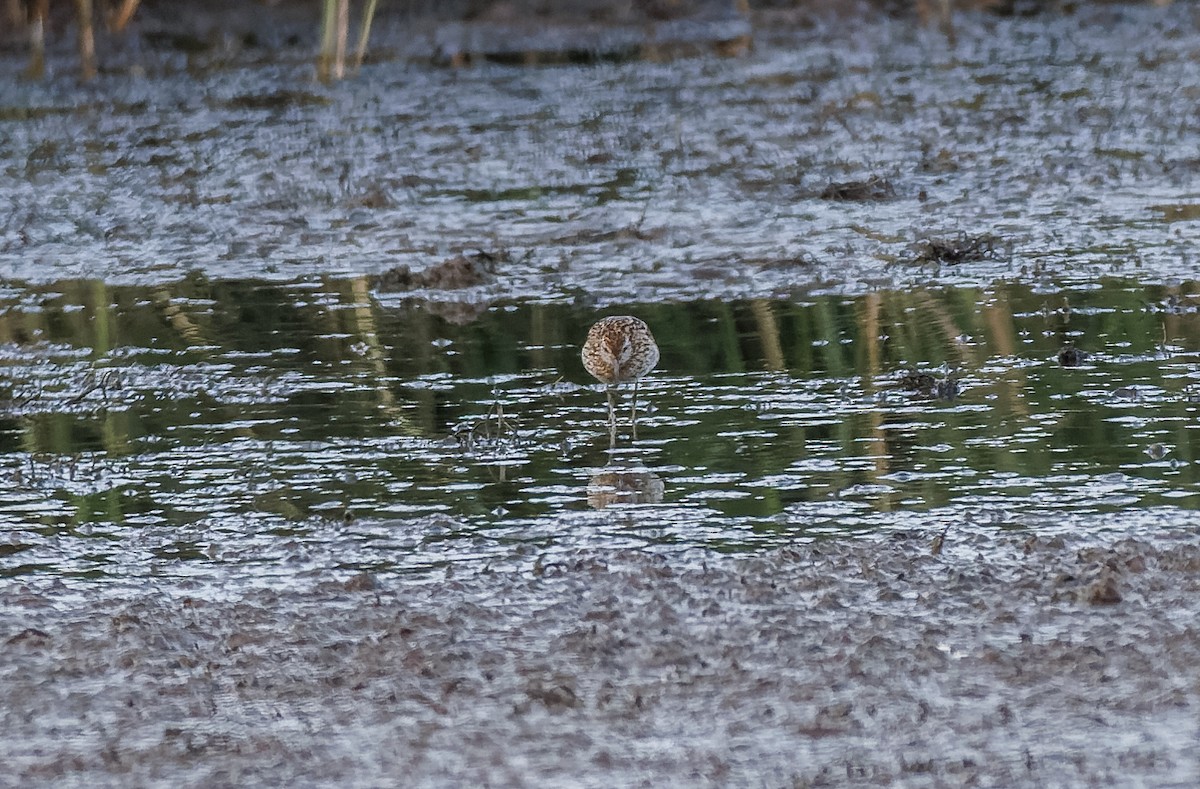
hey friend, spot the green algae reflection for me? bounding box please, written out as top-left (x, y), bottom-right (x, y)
top-left (0, 275), bottom-right (1197, 549)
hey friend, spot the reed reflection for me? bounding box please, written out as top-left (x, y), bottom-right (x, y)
top-left (0, 275), bottom-right (1196, 530)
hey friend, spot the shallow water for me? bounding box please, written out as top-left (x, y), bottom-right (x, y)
top-left (1, 275), bottom-right (1197, 581)
top-left (2, 5), bottom-right (1200, 586)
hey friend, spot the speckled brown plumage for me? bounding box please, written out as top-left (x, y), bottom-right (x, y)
top-left (582, 315), bottom-right (659, 385)
top-left (581, 315), bottom-right (659, 441)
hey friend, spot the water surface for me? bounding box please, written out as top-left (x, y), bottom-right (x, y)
top-left (2, 5), bottom-right (1199, 584)
top-left (2, 276), bottom-right (1197, 580)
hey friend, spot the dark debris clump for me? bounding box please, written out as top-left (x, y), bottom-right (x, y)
top-left (372, 249), bottom-right (510, 291)
top-left (1058, 345), bottom-right (1090, 367)
top-left (913, 232), bottom-right (1002, 265)
top-left (899, 370), bottom-right (959, 401)
top-left (819, 175), bottom-right (896, 201)
top-left (1060, 345), bottom-right (1089, 366)
top-left (747, 252), bottom-right (819, 270)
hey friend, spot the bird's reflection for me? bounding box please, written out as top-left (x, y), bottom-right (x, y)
top-left (586, 468), bottom-right (665, 509)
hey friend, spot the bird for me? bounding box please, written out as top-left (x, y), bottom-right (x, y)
top-left (581, 315), bottom-right (659, 441)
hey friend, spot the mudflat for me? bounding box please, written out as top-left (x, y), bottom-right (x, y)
top-left (4, 529), bottom-right (1199, 787)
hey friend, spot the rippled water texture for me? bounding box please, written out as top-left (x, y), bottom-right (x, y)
top-left (0, 276), bottom-right (1197, 580)
top-left (1, 6), bottom-right (1199, 585)
top-left (1, 5), bottom-right (1197, 302)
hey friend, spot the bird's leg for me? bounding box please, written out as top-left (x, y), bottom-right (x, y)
top-left (630, 380), bottom-right (639, 441)
top-left (606, 387), bottom-right (618, 449)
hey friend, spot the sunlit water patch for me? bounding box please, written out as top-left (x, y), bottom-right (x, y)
top-left (1, 276), bottom-right (1198, 580)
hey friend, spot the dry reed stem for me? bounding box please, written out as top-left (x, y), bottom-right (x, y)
top-left (74, 0), bottom-right (96, 81)
top-left (335, 0), bottom-right (349, 80)
top-left (318, 0), bottom-right (336, 82)
top-left (26, 0), bottom-right (49, 79)
top-left (108, 0), bottom-right (140, 32)
top-left (317, 0), bottom-right (350, 82)
top-left (318, 0), bottom-right (376, 81)
top-left (353, 0), bottom-right (380, 71)
top-left (916, 0), bottom-right (956, 47)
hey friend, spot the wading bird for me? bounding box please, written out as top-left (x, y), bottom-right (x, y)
top-left (582, 315), bottom-right (659, 442)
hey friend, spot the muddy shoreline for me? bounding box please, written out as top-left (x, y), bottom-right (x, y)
top-left (3, 528), bottom-right (1199, 787)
